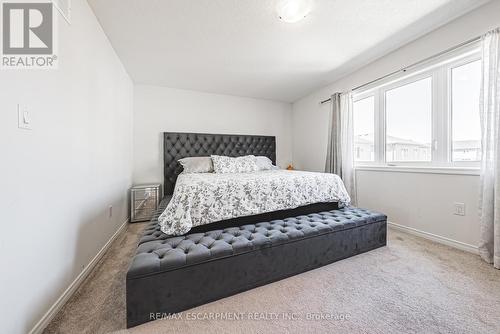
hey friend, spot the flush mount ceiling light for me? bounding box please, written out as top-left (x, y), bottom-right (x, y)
top-left (276, 0), bottom-right (313, 23)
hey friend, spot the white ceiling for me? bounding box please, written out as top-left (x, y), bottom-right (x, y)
top-left (88, 0), bottom-right (488, 102)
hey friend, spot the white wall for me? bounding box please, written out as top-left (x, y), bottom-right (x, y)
top-left (356, 170), bottom-right (480, 249)
top-left (292, 0), bottom-right (500, 248)
top-left (133, 85), bottom-right (293, 185)
top-left (0, 1), bottom-right (133, 333)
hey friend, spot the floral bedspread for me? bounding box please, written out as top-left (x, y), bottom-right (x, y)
top-left (158, 170), bottom-right (351, 235)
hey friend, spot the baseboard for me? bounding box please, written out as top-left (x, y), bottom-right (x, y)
top-left (388, 221), bottom-right (478, 254)
top-left (28, 219), bottom-right (129, 334)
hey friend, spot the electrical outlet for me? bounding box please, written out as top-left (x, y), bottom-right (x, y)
top-left (454, 202), bottom-right (465, 216)
top-left (108, 205), bottom-right (113, 218)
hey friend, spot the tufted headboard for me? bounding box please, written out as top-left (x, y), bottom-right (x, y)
top-left (163, 132), bottom-right (276, 195)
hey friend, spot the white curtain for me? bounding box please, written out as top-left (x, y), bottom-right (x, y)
top-left (325, 92), bottom-right (357, 205)
top-left (479, 28), bottom-right (500, 269)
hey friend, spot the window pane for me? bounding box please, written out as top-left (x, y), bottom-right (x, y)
top-left (353, 96), bottom-right (375, 162)
top-left (451, 60), bottom-right (481, 161)
top-left (385, 77), bottom-right (432, 162)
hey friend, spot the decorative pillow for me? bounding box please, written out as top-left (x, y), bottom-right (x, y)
top-left (255, 156), bottom-right (279, 171)
top-left (178, 157), bottom-right (214, 173)
top-left (211, 155), bottom-right (259, 174)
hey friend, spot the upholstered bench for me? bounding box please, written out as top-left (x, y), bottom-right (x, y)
top-left (126, 202), bottom-right (387, 328)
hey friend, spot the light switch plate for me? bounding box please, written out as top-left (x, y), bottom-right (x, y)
top-left (18, 104), bottom-right (32, 130)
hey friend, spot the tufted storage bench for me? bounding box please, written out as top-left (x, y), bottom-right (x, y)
top-left (126, 201), bottom-right (387, 328)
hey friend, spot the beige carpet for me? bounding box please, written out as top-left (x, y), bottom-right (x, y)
top-left (43, 223), bottom-right (500, 334)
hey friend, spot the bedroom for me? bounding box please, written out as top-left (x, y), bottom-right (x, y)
top-left (1, 0), bottom-right (500, 333)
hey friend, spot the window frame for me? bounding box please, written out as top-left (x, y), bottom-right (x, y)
top-left (352, 43), bottom-right (481, 169)
top-left (352, 94), bottom-right (376, 163)
top-left (382, 72), bottom-right (435, 165)
top-left (447, 57), bottom-right (483, 166)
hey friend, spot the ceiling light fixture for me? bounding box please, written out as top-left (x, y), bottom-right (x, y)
top-left (276, 0), bottom-right (313, 23)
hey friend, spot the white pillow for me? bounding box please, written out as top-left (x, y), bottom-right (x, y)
top-left (254, 156), bottom-right (278, 171)
top-left (211, 155), bottom-right (259, 174)
top-left (178, 157), bottom-right (214, 173)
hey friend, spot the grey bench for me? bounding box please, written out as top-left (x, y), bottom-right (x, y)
top-left (126, 200), bottom-right (387, 328)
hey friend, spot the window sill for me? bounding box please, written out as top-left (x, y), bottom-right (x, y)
top-left (354, 165), bottom-right (480, 176)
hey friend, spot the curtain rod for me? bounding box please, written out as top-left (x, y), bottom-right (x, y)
top-left (319, 35), bottom-right (482, 105)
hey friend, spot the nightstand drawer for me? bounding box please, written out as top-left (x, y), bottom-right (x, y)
top-left (130, 184), bottom-right (161, 223)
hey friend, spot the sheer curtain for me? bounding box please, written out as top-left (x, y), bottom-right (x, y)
top-left (325, 92), bottom-right (357, 205)
top-left (479, 28), bottom-right (500, 269)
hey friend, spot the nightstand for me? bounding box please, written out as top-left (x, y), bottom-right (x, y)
top-left (130, 184), bottom-right (162, 223)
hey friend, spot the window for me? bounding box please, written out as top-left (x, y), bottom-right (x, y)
top-left (385, 77), bottom-right (432, 162)
top-left (353, 96), bottom-right (375, 162)
top-left (451, 60), bottom-right (482, 161)
top-left (352, 43), bottom-right (482, 168)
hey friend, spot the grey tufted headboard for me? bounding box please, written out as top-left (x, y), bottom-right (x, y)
top-left (163, 132), bottom-right (276, 195)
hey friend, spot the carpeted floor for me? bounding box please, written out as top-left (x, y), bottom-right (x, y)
top-left (43, 223), bottom-right (500, 334)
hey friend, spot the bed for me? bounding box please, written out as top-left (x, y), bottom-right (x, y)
top-left (159, 169), bottom-right (351, 236)
top-left (126, 132), bottom-right (387, 328)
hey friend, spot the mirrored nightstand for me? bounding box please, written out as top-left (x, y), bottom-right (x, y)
top-left (130, 184), bottom-right (161, 223)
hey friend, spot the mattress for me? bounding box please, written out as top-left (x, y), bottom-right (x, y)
top-left (158, 170), bottom-right (351, 236)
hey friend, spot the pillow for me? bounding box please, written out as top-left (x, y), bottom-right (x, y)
top-left (211, 155), bottom-right (259, 174)
top-left (178, 157), bottom-right (214, 173)
top-left (254, 156), bottom-right (279, 171)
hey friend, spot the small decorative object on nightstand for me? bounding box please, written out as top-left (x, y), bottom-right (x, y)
top-left (130, 184), bottom-right (161, 223)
